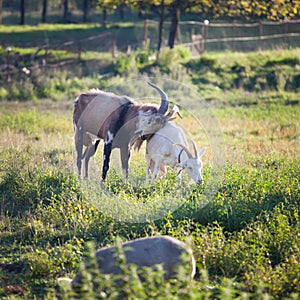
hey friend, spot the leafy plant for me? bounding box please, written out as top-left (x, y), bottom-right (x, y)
top-left (114, 54), bottom-right (137, 76)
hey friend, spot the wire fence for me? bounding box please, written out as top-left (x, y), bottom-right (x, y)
top-left (176, 19), bottom-right (300, 55)
top-left (1, 19), bottom-right (300, 82)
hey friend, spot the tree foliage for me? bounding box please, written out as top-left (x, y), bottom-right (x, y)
top-left (164, 0), bottom-right (299, 49)
top-left (1, 0), bottom-right (299, 49)
top-left (203, 0), bottom-right (300, 20)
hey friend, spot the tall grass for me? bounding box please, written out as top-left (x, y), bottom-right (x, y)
top-left (0, 42), bottom-right (299, 298)
top-left (0, 94), bottom-right (299, 298)
top-left (1, 47), bottom-right (299, 105)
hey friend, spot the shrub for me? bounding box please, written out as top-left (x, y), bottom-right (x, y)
top-left (114, 54), bottom-right (137, 75)
top-left (156, 48), bottom-right (180, 73)
top-left (135, 46), bottom-right (151, 67)
top-left (0, 87), bottom-right (8, 100)
top-left (175, 45), bottom-right (191, 60)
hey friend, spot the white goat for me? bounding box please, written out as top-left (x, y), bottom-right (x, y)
top-left (71, 235), bottom-right (196, 288)
top-left (146, 121), bottom-right (206, 184)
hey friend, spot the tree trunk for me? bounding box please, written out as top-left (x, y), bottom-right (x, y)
top-left (20, 0), bottom-right (25, 25)
top-left (119, 2), bottom-right (125, 20)
top-left (41, 0), bottom-right (47, 23)
top-left (168, 5), bottom-right (179, 49)
top-left (63, 0), bottom-right (68, 22)
top-left (143, 13), bottom-right (148, 46)
top-left (83, 0), bottom-right (88, 22)
top-left (102, 8), bottom-right (107, 27)
top-left (157, 0), bottom-right (165, 53)
top-left (0, 0), bottom-right (3, 24)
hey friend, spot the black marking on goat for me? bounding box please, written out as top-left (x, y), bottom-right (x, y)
top-left (115, 102), bottom-right (132, 133)
top-left (94, 140), bottom-right (100, 152)
top-left (111, 102), bottom-right (133, 147)
top-left (143, 133), bottom-right (155, 141)
top-left (102, 142), bottom-right (112, 181)
top-left (102, 102), bottom-right (132, 180)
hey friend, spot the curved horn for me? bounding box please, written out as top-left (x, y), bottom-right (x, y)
top-left (177, 148), bottom-right (184, 163)
top-left (191, 140), bottom-right (198, 158)
top-left (148, 82), bottom-right (169, 115)
top-left (174, 143), bottom-right (193, 159)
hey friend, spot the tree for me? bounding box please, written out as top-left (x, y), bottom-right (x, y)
top-left (155, 0), bottom-right (167, 52)
top-left (119, 0), bottom-right (126, 19)
top-left (0, 0), bottom-right (2, 24)
top-left (20, 0), bottom-right (25, 25)
top-left (201, 0), bottom-right (300, 21)
top-left (233, 0), bottom-right (300, 20)
top-left (167, 0), bottom-right (179, 48)
top-left (83, 0), bottom-right (89, 22)
top-left (166, 0), bottom-right (300, 49)
top-left (167, 0), bottom-right (207, 49)
top-left (140, 0), bottom-right (167, 53)
top-left (94, 0), bottom-right (120, 27)
top-left (41, 0), bottom-right (48, 23)
top-left (63, 0), bottom-right (69, 22)
top-left (129, 1), bottom-right (149, 45)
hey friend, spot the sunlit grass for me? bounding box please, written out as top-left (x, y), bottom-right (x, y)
top-left (0, 77), bottom-right (299, 298)
top-left (0, 23), bottom-right (102, 34)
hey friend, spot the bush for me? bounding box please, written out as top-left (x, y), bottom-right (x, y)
top-left (114, 54), bottom-right (137, 76)
top-left (175, 45), bottom-right (191, 60)
top-left (135, 45), bottom-right (151, 67)
top-left (156, 46), bottom-right (190, 73)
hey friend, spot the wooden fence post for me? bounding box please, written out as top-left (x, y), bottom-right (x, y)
top-left (201, 20), bottom-right (209, 52)
top-left (258, 20), bottom-right (263, 51)
top-left (143, 16), bottom-right (148, 46)
top-left (231, 20), bottom-right (236, 51)
top-left (112, 34), bottom-right (117, 58)
top-left (77, 40), bottom-right (81, 61)
top-left (44, 38), bottom-right (49, 65)
top-left (284, 18), bottom-right (288, 49)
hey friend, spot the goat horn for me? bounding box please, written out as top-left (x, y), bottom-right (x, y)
top-left (191, 140), bottom-right (198, 158)
top-left (174, 143), bottom-right (193, 159)
top-left (177, 148), bottom-right (184, 163)
top-left (148, 82), bottom-right (169, 115)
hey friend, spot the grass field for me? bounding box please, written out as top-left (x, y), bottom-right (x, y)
top-left (0, 83), bottom-right (299, 298)
top-left (0, 21), bottom-right (300, 297)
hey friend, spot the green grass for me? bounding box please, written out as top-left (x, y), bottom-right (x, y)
top-left (1, 42), bottom-right (300, 105)
top-left (0, 34), bottom-right (299, 297)
top-left (184, 48), bottom-right (300, 100)
top-left (0, 23), bottom-right (104, 46)
top-left (0, 90), bottom-right (299, 298)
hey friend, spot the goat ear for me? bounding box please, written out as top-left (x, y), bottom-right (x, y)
top-left (198, 147), bottom-right (206, 157)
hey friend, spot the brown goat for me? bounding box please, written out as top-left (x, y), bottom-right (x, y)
top-left (73, 82), bottom-right (178, 181)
